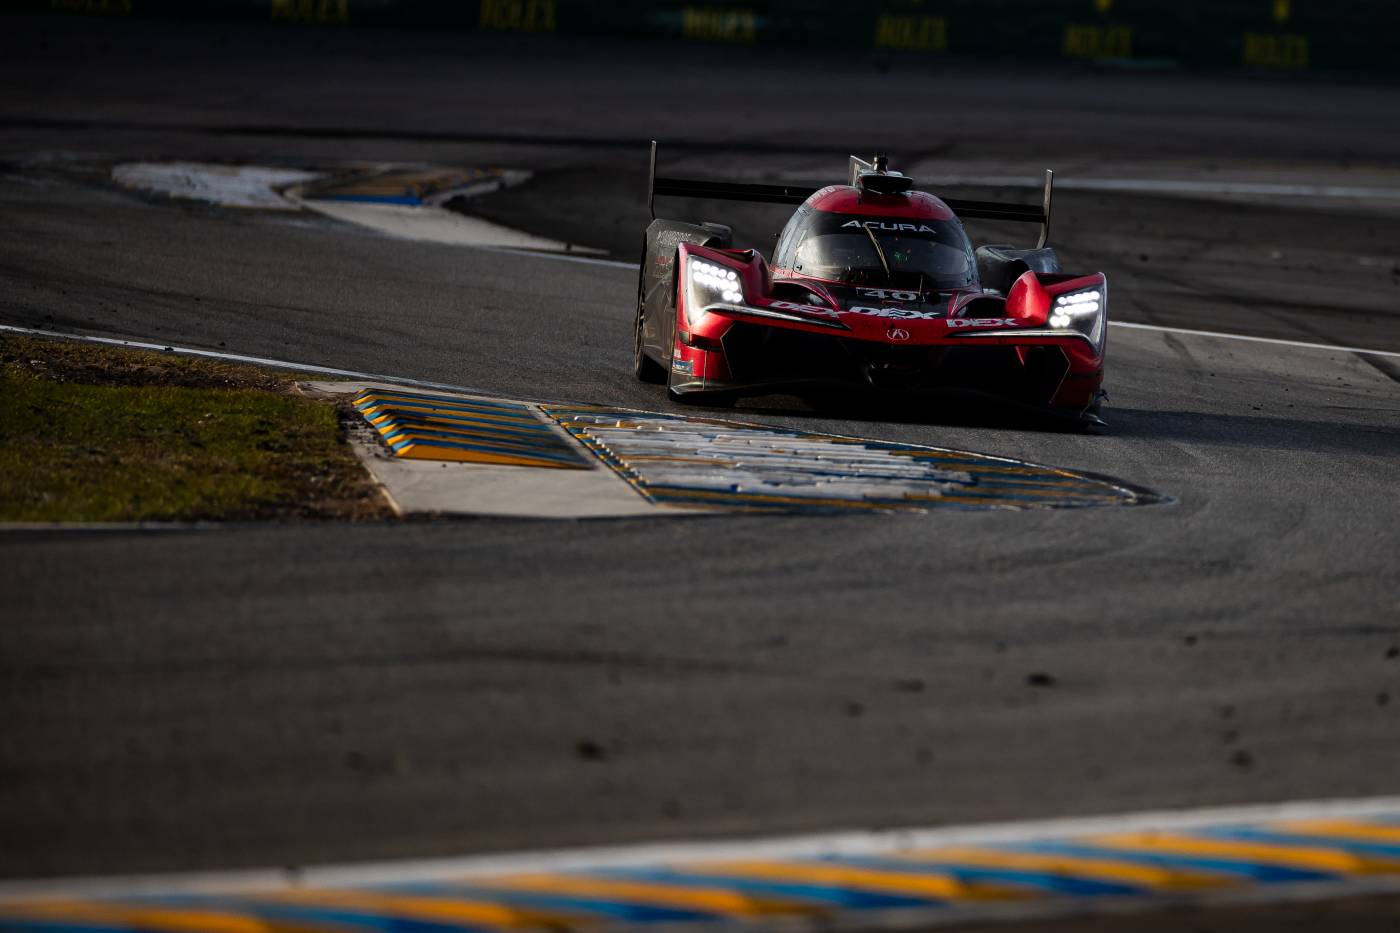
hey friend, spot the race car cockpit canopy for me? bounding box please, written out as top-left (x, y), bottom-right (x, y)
top-left (777, 208), bottom-right (976, 290)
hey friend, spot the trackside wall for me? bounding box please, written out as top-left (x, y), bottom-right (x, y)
top-left (26, 1), bottom-right (1400, 73)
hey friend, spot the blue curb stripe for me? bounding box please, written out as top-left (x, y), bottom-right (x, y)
top-left (379, 431), bottom-right (571, 456)
top-left (640, 486), bottom-right (1117, 511)
top-left (382, 435), bottom-right (581, 463)
top-left (368, 412), bottom-right (546, 432)
top-left (381, 884), bottom-right (721, 923)
top-left (377, 419), bottom-right (565, 443)
top-left (355, 392), bottom-right (529, 412)
top-left (592, 867), bottom-right (941, 910)
top-left (314, 194), bottom-right (429, 205)
top-left (152, 896), bottom-right (498, 933)
top-left (1198, 827), bottom-right (1400, 859)
top-left (376, 414), bottom-right (558, 433)
top-left (355, 392), bottom-right (526, 406)
top-left (827, 856), bottom-right (1146, 896)
top-left (363, 411), bottom-right (546, 432)
top-left (356, 401), bottom-right (540, 422)
top-left (1019, 842), bottom-right (1340, 883)
top-left (358, 390), bottom-right (588, 468)
top-left (385, 436), bottom-right (584, 465)
top-left (367, 406), bottom-right (545, 424)
top-left (379, 425), bottom-right (576, 454)
top-left (641, 486), bottom-right (1115, 506)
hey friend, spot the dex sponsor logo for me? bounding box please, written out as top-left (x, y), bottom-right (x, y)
top-left (846, 305), bottom-right (943, 320)
top-left (946, 316), bottom-right (1024, 326)
top-left (768, 300), bottom-right (839, 317)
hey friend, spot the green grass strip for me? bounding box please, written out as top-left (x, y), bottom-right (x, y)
top-left (0, 335), bottom-right (384, 522)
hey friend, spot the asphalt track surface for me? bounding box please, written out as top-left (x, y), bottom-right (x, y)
top-left (3, 14), bottom-right (1400, 911)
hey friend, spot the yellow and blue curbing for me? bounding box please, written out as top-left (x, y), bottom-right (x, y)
top-left (6, 806), bottom-right (1400, 931)
top-left (353, 390), bottom-right (1160, 513)
top-left (544, 406), bottom-right (1156, 513)
top-left (305, 168), bottom-right (508, 206)
top-left (354, 389), bottom-right (589, 469)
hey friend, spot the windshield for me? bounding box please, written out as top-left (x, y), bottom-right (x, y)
top-left (791, 218), bottom-right (974, 289)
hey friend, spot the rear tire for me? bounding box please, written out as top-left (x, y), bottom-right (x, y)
top-left (633, 255), bottom-right (666, 384)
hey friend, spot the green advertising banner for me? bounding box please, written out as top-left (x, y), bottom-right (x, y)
top-left (24, 1), bottom-right (1400, 72)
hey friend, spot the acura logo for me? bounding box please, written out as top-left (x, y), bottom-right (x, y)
top-left (886, 327), bottom-right (910, 341)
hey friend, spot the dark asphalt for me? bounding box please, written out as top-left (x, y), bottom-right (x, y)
top-left (2, 13), bottom-right (1400, 897)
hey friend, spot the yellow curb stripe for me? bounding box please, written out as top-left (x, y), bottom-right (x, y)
top-left (1, 899), bottom-right (317, 933)
top-left (355, 397), bottom-right (517, 413)
top-left (903, 486), bottom-right (1117, 500)
top-left (680, 860), bottom-right (1034, 902)
top-left (895, 846), bottom-right (1236, 891)
top-left (922, 494), bottom-right (1115, 507)
top-left (477, 873), bottom-right (820, 917)
top-left (645, 488), bottom-right (903, 510)
top-left (363, 412), bottom-right (542, 432)
top-left (1086, 832), bottom-right (1400, 875)
top-left (381, 426), bottom-right (574, 453)
top-left (648, 487), bottom-right (1117, 510)
top-left (360, 405), bottom-right (541, 428)
top-left (619, 456), bottom-right (736, 464)
top-left (392, 446), bottom-right (580, 468)
top-left (263, 888), bottom-right (580, 929)
top-left (355, 393), bottom-right (535, 411)
top-left (357, 399), bottom-right (539, 420)
top-left (357, 391), bottom-right (588, 468)
top-left (1274, 820), bottom-right (1400, 844)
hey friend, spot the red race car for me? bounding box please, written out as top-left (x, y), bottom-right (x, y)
top-left (633, 143), bottom-right (1107, 425)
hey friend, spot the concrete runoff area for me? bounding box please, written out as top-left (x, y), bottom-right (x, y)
top-left (1, 13), bottom-right (1399, 931)
top-left (309, 380), bottom-right (675, 518)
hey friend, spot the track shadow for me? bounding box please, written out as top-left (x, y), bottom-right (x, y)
top-left (679, 394), bottom-right (1400, 456)
top-left (1108, 406), bottom-right (1400, 456)
top-left (704, 389), bottom-right (1096, 434)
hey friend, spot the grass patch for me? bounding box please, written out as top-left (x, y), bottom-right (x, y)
top-left (0, 333), bottom-right (389, 522)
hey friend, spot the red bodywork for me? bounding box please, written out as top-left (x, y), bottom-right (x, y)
top-left (661, 186), bottom-right (1106, 416)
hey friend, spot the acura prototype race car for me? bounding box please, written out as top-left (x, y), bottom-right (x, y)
top-left (633, 143), bottom-right (1108, 424)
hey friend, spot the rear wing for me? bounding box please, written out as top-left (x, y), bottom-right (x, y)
top-left (648, 141), bottom-right (1054, 249)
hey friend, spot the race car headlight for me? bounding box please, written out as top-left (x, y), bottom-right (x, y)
top-left (688, 259), bottom-right (744, 308)
top-left (1048, 287), bottom-right (1106, 350)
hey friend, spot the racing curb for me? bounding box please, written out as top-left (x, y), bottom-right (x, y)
top-left (320, 383), bottom-right (1163, 519)
top-left (6, 797), bottom-right (1400, 932)
top-left (308, 382), bottom-right (675, 519)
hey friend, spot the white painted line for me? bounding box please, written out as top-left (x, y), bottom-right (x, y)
top-left (487, 245), bottom-right (640, 269)
top-left (3, 794), bottom-right (1400, 901)
top-left (922, 173), bottom-right (1400, 201)
top-left (1111, 320), bottom-right (1400, 359)
top-left (0, 522), bottom-right (215, 532)
top-left (5, 312), bottom-right (1397, 409)
top-left (0, 324), bottom-right (492, 395)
